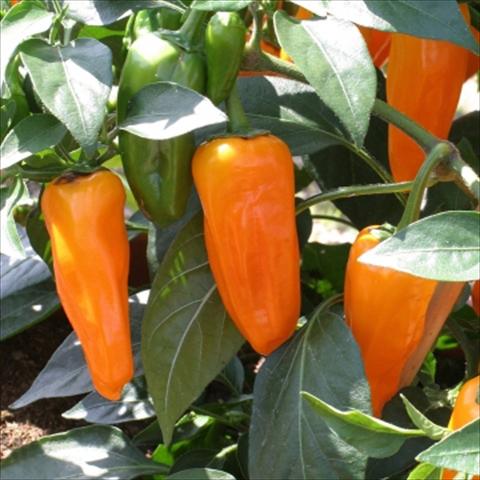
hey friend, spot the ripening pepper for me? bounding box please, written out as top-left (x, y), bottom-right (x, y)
top-left (205, 11), bottom-right (246, 105)
top-left (344, 226), bottom-right (463, 416)
top-left (192, 135), bottom-right (301, 356)
top-left (442, 376), bottom-right (480, 480)
top-left (386, 4), bottom-right (470, 182)
top-left (472, 281), bottom-right (480, 316)
top-left (118, 32), bottom-right (205, 227)
top-left (41, 170), bottom-right (133, 401)
top-left (358, 26), bottom-right (391, 68)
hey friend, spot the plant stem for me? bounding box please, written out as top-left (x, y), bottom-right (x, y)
top-left (446, 149), bottom-right (480, 203)
top-left (310, 214), bottom-right (355, 228)
top-left (372, 99), bottom-right (438, 152)
top-left (296, 181), bottom-right (418, 215)
top-left (247, 1), bottom-right (262, 52)
top-left (226, 83), bottom-right (251, 134)
top-left (178, 8), bottom-right (207, 49)
top-left (396, 143), bottom-right (452, 230)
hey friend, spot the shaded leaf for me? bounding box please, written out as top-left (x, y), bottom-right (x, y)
top-left (0, 279), bottom-right (59, 341)
top-left (0, 1), bottom-right (53, 92)
top-left (249, 308), bottom-right (371, 479)
top-left (191, 0), bottom-right (251, 11)
top-left (0, 425), bottom-right (167, 480)
top-left (274, 12), bottom-right (376, 146)
top-left (321, 0), bottom-right (478, 53)
top-left (142, 213), bottom-right (244, 446)
top-left (62, 377), bottom-right (155, 424)
top-left (359, 211), bottom-right (480, 281)
top-left (168, 468), bottom-right (236, 480)
top-left (0, 114), bottom-right (67, 169)
top-left (119, 82), bottom-right (226, 140)
top-left (20, 38), bottom-right (112, 154)
top-left (302, 392), bottom-right (425, 459)
top-left (417, 419), bottom-right (480, 474)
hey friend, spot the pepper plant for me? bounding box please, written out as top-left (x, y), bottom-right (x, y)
top-left (0, 1), bottom-right (479, 479)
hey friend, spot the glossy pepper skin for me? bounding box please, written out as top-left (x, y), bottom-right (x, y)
top-left (118, 32), bottom-right (205, 227)
top-left (442, 376), bottom-right (480, 480)
top-left (192, 135), bottom-right (301, 356)
top-left (41, 170), bottom-right (133, 400)
top-left (205, 12), bottom-right (246, 105)
top-left (386, 4), bottom-right (470, 182)
top-left (344, 226), bottom-right (462, 417)
top-left (358, 26), bottom-right (391, 68)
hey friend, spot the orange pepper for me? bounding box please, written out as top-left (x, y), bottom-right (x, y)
top-left (358, 26), bottom-right (391, 68)
top-left (344, 226), bottom-right (462, 416)
top-left (386, 4), bottom-right (470, 182)
top-left (192, 135), bottom-right (300, 356)
top-left (472, 281), bottom-right (480, 316)
top-left (41, 170), bottom-right (133, 400)
top-left (442, 376), bottom-right (480, 479)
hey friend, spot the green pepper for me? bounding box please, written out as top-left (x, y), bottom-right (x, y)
top-left (132, 7), bottom-right (182, 40)
top-left (205, 12), bottom-right (246, 105)
top-left (117, 31), bottom-right (205, 227)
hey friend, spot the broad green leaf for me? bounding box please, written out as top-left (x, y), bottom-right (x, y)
top-left (359, 211), bottom-right (480, 281)
top-left (400, 394), bottom-right (449, 441)
top-left (10, 291), bottom-right (148, 408)
top-left (233, 76), bottom-right (345, 156)
top-left (417, 419), bottom-right (480, 475)
top-left (0, 114), bottom-right (67, 169)
top-left (0, 425), bottom-right (168, 480)
top-left (0, 178), bottom-right (29, 258)
top-left (320, 0), bottom-right (478, 53)
top-left (64, 0), bottom-right (183, 26)
top-left (302, 392), bottom-right (426, 459)
top-left (0, 279), bottom-right (59, 341)
top-left (274, 11), bottom-right (376, 146)
top-left (142, 213), bottom-right (244, 446)
top-left (191, 0), bottom-right (251, 11)
top-left (62, 376), bottom-right (155, 424)
top-left (0, 1), bottom-right (53, 92)
top-left (119, 82), bottom-right (226, 140)
top-left (407, 463), bottom-right (441, 480)
top-left (1, 98), bottom-right (16, 139)
top-left (20, 38), bottom-right (112, 155)
top-left (249, 309), bottom-right (371, 480)
top-left (168, 468), bottom-right (236, 480)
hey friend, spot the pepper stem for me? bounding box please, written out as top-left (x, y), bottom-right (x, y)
top-left (396, 142), bottom-right (453, 231)
top-left (226, 83), bottom-right (251, 134)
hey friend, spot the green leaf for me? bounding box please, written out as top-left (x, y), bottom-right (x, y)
top-left (407, 463), bottom-right (441, 480)
top-left (191, 0), bottom-right (252, 11)
top-left (417, 419), bottom-right (480, 475)
top-left (0, 114), bottom-right (67, 169)
top-left (20, 38), bottom-right (112, 155)
top-left (359, 211), bottom-right (480, 281)
top-left (274, 11), bottom-right (376, 146)
top-left (0, 178), bottom-right (29, 258)
top-left (302, 392), bottom-right (425, 459)
top-left (63, 0), bottom-right (182, 26)
top-left (167, 468), bottom-right (236, 480)
top-left (62, 377), bottom-right (155, 424)
top-left (10, 291), bottom-right (148, 409)
top-left (0, 278), bottom-right (59, 341)
top-left (0, 425), bottom-right (168, 479)
top-left (142, 213), bottom-right (244, 446)
top-left (249, 308), bottom-right (371, 480)
top-left (233, 76), bottom-right (345, 156)
top-left (400, 394), bottom-right (449, 441)
top-left (1, 98), bottom-right (16, 140)
top-left (0, 1), bottom-right (53, 92)
top-left (119, 82), bottom-right (226, 140)
top-left (321, 0), bottom-right (478, 53)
